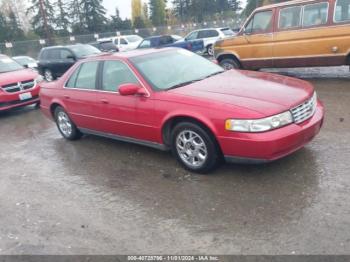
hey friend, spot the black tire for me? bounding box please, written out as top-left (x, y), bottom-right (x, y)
top-left (54, 106), bottom-right (82, 140)
top-left (207, 44), bottom-right (214, 56)
top-left (44, 69), bottom-right (55, 82)
top-left (171, 122), bottom-right (221, 174)
top-left (34, 101), bottom-right (40, 109)
top-left (220, 58), bottom-right (241, 70)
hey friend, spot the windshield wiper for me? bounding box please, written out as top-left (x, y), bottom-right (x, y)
top-left (166, 71), bottom-right (224, 91)
top-left (166, 79), bottom-right (203, 90)
top-left (199, 70), bottom-right (224, 80)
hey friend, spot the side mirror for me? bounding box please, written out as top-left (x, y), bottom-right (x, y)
top-left (119, 83), bottom-right (147, 96)
top-left (66, 55), bottom-right (76, 61)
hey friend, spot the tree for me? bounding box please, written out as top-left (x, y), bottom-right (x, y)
top-left (55, 0), bottom-right (70, 36)
top-left (69, 0), bottom-right (85, 34)
top-left (7, 9), bottom-right (25, 40)
top-left (0, 12), bottom-right (10, 42)
top-left (132, 0), bottom-right (142, 23)
top-left (108, 7), bottom-right (132, 31)
top-left (27, 0), bottom-right (55, 40)
top-left (149, 0), bottom-right (166, 26)
top-left (81, 0), bottom-right (107, 33)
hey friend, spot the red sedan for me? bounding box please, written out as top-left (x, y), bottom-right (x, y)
top-left (40, 48), bottom-right (324, 173)
top-left (0, 55), bottom-right (42, 111)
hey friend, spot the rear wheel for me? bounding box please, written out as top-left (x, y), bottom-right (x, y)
top-left (171, 122), bottom-right (221, 174)
top-left (44, 69), bottom-right (54, 82)
top-left (207, 45), bottom-right (214, 56)
top-left (54, 106), bottom-right (82, 140)
top-left (220, 58), bottom-right (241, 70)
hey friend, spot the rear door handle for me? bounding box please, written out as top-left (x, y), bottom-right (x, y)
top-left (100, 99), bottom-right (109, 104)
top-left (64, 95), bottom-right (70, 99)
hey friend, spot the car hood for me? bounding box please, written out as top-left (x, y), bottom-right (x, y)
top-left (169, 70), bottom-right (314, 116)
top-left (0, 69), bottom-right (38, 86)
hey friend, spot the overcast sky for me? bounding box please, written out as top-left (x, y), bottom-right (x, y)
top-left (102, 0), bottom-right (246, 19)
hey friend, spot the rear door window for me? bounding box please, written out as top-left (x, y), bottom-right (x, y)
top-left (334, 0), bottom-right (350, 22)
top-left (279, 6), bottom-right (302, 29)
top-left (47, 49), bottom-right (60, 60)
top-left (303, 2), bottom-right (329, 27)
top-left (60, 49), bottom-right (73, 59)
top-left (245, 11), bottom-right (273, 34)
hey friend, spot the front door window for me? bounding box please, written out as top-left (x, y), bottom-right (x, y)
top-left (245, 11), bottom-right (273, 34)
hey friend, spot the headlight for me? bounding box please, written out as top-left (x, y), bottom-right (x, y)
top-left (225, 111), bottom-right (293, 133)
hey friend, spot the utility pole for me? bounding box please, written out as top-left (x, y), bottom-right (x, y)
top-left (38, 0), bottom-right (51, 43)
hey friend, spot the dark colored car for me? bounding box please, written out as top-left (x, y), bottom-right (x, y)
top-left (37, 44), bottom-right (101, 81)
top-left (137, 35), bottom-right (204, 53)
top-left (89, 41), bottom-right (119, 53)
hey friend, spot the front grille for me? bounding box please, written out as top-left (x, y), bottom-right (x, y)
top-left (291, 92), bottom-right (317, 124)
top-left (1, 79), bottom-right (36, 93)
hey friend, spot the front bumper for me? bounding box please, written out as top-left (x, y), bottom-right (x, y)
top-left (0, 88), bottom-right (40, 111)
top-left (219, 102), bottom-right (324, 163)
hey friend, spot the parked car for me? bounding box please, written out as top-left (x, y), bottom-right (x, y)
top-left (37, 44), bottom-right (101, 81)
top-left (215, 0), bottom-right (350, 70)
top-left (12, 56), bottom-right (38, 70)
top-left (40, 48), bottom-right (324, 173)
top-left (185, 28), bottom-right (236, 56)
top-left (99, 35), bottom-right (143, 52)
top-left (137, 35), bottom-right (204, 53)
top-left (0, 54), bottom-right (42, 111)
top-left (89, 40), bottom-right (119, 53)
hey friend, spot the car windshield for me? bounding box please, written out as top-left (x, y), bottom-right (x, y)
top-left (0, 57), bottom-right (24, 73)
top-left (130, 49), bottom-right (224, 91)
top-left (70, 45), bottom-right (101, 58)
top-left (126, 35), bottom-right (142, 43)
top-left (221, 28), bottom-right (235, 36)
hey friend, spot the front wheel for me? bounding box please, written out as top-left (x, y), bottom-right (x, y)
top-left (44, 69), bottom-right (54, 82)
top-left (171, 122), bottom-right (221, 174)
top-left (220, 58), bottom-right (240, 70)
top-left (54, 106), bottom-right (82, 140)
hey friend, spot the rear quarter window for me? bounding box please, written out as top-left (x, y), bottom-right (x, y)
top-left (334, 0), bottom-right (350, 22)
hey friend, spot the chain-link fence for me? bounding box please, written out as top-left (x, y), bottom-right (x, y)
top-left (0, 18), bottom-right (244, 58)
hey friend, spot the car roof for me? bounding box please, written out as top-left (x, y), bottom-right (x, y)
top-left (85, 47), bottom-right (179, 60)
top-left (143, 35), bottom-right (173, 40)
top-left (13, 56), bottom-right (32, 59)
top-left (41, 44), bottom-right (86, 50)
top-left (255, 0), bottom-right (319, 10)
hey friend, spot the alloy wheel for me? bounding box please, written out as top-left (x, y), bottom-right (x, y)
top-left (57, 111), bottom-right (72, 137)
top-left (176, 130), bottom-right (208, 168)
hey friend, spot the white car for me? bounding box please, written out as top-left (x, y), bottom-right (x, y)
top-left (12, 56), bottom-right (38, 70)
top-left (184, 28), bottom-right (236, 56)
top-left (99, 35), bottom-right (143, 52)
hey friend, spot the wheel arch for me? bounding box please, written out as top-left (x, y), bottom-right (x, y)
top-left (161, 115), bottom-right (221, 153)
top-left (50, 101), bottom-right (65, 118)
top-left (216, 52), bottom-right (242, 68)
